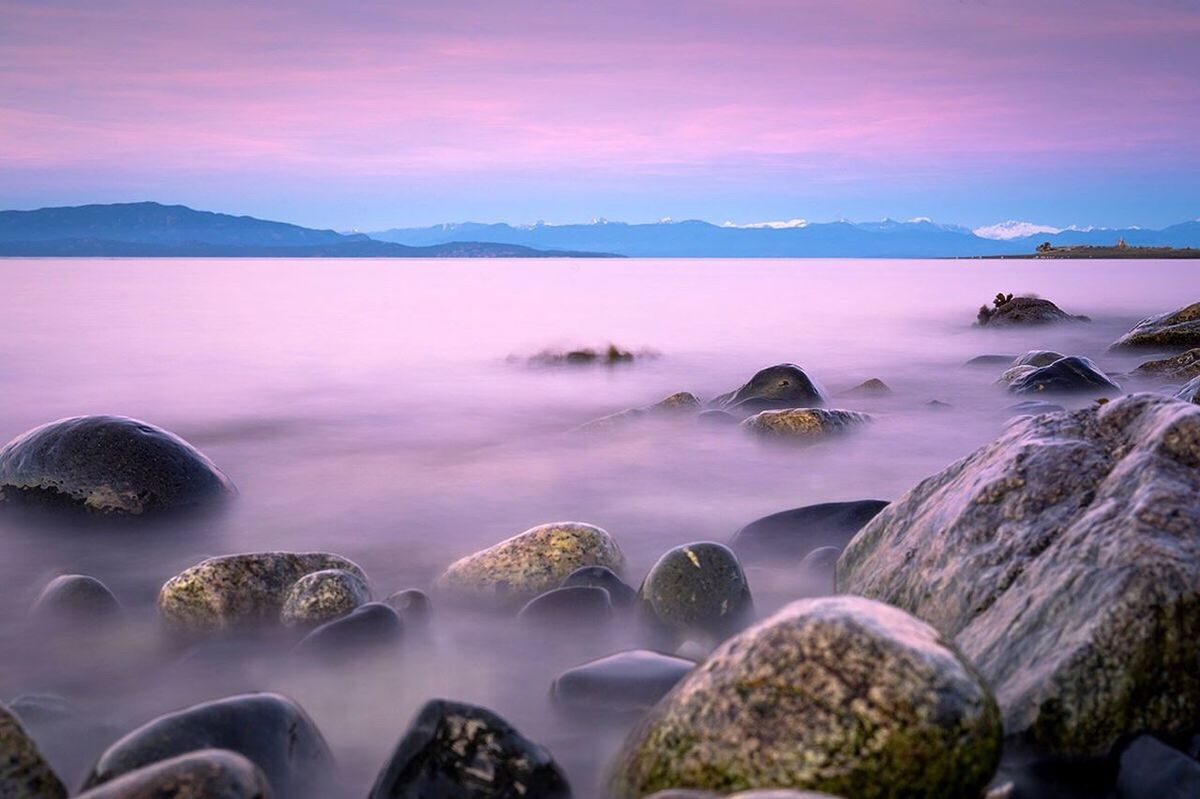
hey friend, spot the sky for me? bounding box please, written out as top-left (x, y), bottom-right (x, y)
top-left (2, 0), bottom-right (1198, 231)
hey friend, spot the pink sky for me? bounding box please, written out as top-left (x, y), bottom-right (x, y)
top-left (2, 0), bottom-right (1198, 228)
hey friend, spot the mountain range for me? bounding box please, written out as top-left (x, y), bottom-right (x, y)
top-left (1, 202), bottom-right (1197, 258)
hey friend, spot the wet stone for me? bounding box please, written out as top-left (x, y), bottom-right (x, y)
top-left (1115, 736), bottom-right (1200, 799)
top-left (697, 409), bottom-right (739, 426)
top-left (711, 364), bottom-right (828, 413)
top-left (75, 749), bottom-right (273, 799)
top-left (1132, 348), bottom-right (1200, 380)
top-left (1110, 301), bottom-right (1200, 350)
top-left (1006, 356), bottom-right (1120, 395)
top-left (837, 378), bottom-right (891, 397)
top-left (740, 408), bottom-right (870, 441)
top-left (293, 602), bottom-right (403, 658)
top-left (731, 500), bottom-right (888, 563)
top-left (976, 296), bottom-right (1088, 327)
top-left (30, 574), bottom-right (121, 625)
top-left (560, 565), bottom-right (636, 608)
top-left (1176, 376), bottom-right (1200, 404)
top-left (384, 589), bottom-right (432, 627)
top-left (279, 569), bottom-right (371, 628)
top-left (0, 703), bottom-right (66, 798)
top-left (551, 649), bottom-right (694, 717)
top-left (638, 541), bottom-right (754, 646)
top-left (518, 586), bottom-right (614, 628)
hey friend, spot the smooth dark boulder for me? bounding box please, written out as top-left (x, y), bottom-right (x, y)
top-left (731, 500), bottom-right (888, 563)
top-left (965, 354), bottom-right (1016, 367)
top-left (1007, 356), bottom-right (1120, 395)
top-left (559, 565), bottom-right (636, 608)
top-left (1116, 735), bottom-right (1200, 799)
top-left (518, 586), bottom-right (613, 627)
top-left (76, 749), bottom-right (272, 799)
top-left (81, 693), bottom-right (332, 797)
top-left (638, 542), bottom-right (753, 645)
top-left (1012, 350), bottom-right (1067, 368)
top-left (293, 602), bottom-right (402, 658)
top-left (0, 703), bottom-right (66, 798)
top-left (976, 295), bottom-right (1088, 327)
top-left (0, 415), bottom-right (234, 515)
top-left (279, 568), bottom-right (370, 628)
top-left (1132, 348), bottom-right (1200, 380)
top-left (30, 574), bottom-right (121, 624)
top-left (1110, 301), bottom-right (1200, 350)
top-left (711, 364), bottom-right (827, 412)
top-left (838, 393), bottom-right (1200, 755)
top-left (551, 650), bottom-right (693, 717)
top-left (368, 699), bottom-right (570, 799)
top-left (385, 589), bottom-right (432, 627)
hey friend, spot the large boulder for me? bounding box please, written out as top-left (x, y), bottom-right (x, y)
top-left (81, 693), bottom-right (332, 797)
top-left (1006, 356), bottom-right (1120, 395)
top-left (1133, 348), bottom-right (1200, 380)
top-left (740, 409), bottom-right (870, 441)
top-left (0, 703), bottom-right (66, 798)
top-left (436, 522), bottom-right (625, 606)
top-left (368, 699), bottom-right (570, 799)
top-left (608, 596), bottom-right (1002, 799)
top-left (838, 393), bottom-right (1200, 755)
top-left (730, 500), bottom-right (889, 563)
top-left (158, 552), bottom-right (367, 633)
top-left (975, 295), bottom-right (1088, 327)
top-left (75, 749), bottom-right (272, 799)
top-left (1111, 301), bottom-right (1200, 350)
top-left (711, 365), bottom-right (827, 413)
top-left (0, 416), bottom-right (234, 515)
top-left (638, 542), bottom-right (754, 646)
top-left (280, 569), bottom-right (371, 628)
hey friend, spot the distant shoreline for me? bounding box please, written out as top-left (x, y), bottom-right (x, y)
top-left (980, 245), bottom-right (1200, 260)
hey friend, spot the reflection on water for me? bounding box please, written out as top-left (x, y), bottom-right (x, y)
top-left (0, 257), bottom-right (1192, 795)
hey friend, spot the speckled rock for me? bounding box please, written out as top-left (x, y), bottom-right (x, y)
top-left (739, 408), bottom-right (870, 441)
top-left (976, 296), bottom-right (1088, 327)
top-left (158, 552), bottom-right (367, 633)
top-left (385, 589), bottom-right (432, 627)
top-left (81, 693), bottom-right (331, 797)
top-left (0, 703), bottom-right (66, 798)
top-left (1007, 356), bottom-right (1120, 395)
top-left (1012, 350), bottom-right (1067, 368)
top-left (279, 569), bottom-right (371, 627)
top-left (996, 364), bottom-right (1037, 386)
top-left (75, 749), bottom-right (272, 799)
top-left (1133, 348), bottom-right (1200, 380)
top-left (575, 392), bottom-right (701, 432)
top-left (551, 650), bottom-right (694, 717)
top-left (561, 565), bottom-right (636, 607)
top-left (837, 378), bottom-right (891, 397)
top-left (609, 596), bottom-right (1001, 799)
top-left (436, 522), bottom-right (626, 606)
top-left (0, 415), bottom-right (234, 515)
top-left (368, 699), bottom-right (570, 799)
top-left (293, 602), bottom-right (403, 658)
top-left (518, 586), bottom-right (614, 627)
top-left (731, 500), bottom-right (888, 564)
top-left (838, 393), bottom-right (1200, 755)
top-left (1110, 301), bottom-right (1200, 349)
top-left (638, 542), bottom-right (753, 645)
top-left (711, 365), bottom-right (828, 413)
top-left (1176, 376), bottom-right (1200, 404)
top-left (30, 574), bottom-right (121, 624)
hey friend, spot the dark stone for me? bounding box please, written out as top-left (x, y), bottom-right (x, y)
top-left (551, 650), bottom-right (694, 717)
top-left (81, 692), bottom-right (332, 798)
top-left (925, 399), bottom-right (952, 409)
top-left (385, 589), bottom-right (432, 627)
top-left (30, 575), bottom-right (121, 624)
top-left (710, 364), bottom-right (827, 413)
top-left (0, 415), bottom-right (234, 515)
top-left (1110, 302), bottom-right (1200, 350)
top-left (293, 602), bottom-right (403, 658)
top-left (575, 392), bottom-right (701, 432)
top-left (368, 699), bottom-right (570, 799)
top-left (800, 546), bottom-right (841, 576)
top-left (1132, 348), bottom-right (1200, 380)
top-left (1116, 735), bottom-right (1200, 799)
top-left (731, 500), bottom-right (889, 563)
top-left (1007, 401), bottom-right (1066, 416)
top-left (697, 409), bottom-right (739, 426)
top-left (1176, 376), bottom-right (1200, 405)
top-left (638, 542), bottom-right (754, 645)
top-left (560, 566), bottom-right (636, 608)
top-left (75, 749), bottom-right (272, 799)
top-left (1012, 350), bottom-right (1067, 368)
top-left (988, 747), bottom-right (1116, 799)
top-left (518, 586), bottom-right (613, 627)
top-left (965, 355), bottom-right (1017, 367)
top-left (1007, 356), bottom-right (1120, 395)
top-left (0, 702), bottom-right (66, 798)
top-left (976, 296), bottom-right (1088, 327)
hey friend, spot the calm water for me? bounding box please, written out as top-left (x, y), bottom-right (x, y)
top-left (0, 257), bottom-right (1193, 795)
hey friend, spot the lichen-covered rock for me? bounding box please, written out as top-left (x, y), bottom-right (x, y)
top-left (552, 650), bottom-right (694, 717)
top-left (0, 703), bottom-right (66, 798)
top-left (1133, 348), bottom-right (1200, 380)
top-left (1006, 356), bottom-right (1120, 395)
top-left (1111, 301), bottom-right (1200, 350)
top-left (159, 552), bottom-right (367, 633)
top-left (81, 693), bottom-right (331, 797)
top-left (75, 749), bottom-right (272, 799)
top-left (436, 522), bottom-right (625, 605)
top-left (279, 569), bottom-right (370, 628)
top-left (711, 365), bottom-right (828, 413)
top-left (576, 392), bottom-right (701, 432)
top-left (293, 602), bottom-right (402, 658)
top-left (976, 296), bottom-right (1088, 327)
top-left (30, 574), bottom-right (121, 624)
top-left (0, 415), bottom-right (234, 515)
top-left (368, 699), bottom-right (570, 799)
top-left (1176, 376), bottom-right (1200, 404)
top-left (740, 408), bottom-right (870, 441)
top-left (609, 596), bottom-right (1002, 799)
top-left (838, 393), bottom-right (1200, 755)
top-left (638, 542), bottom-right (753, 645)
top-left (731, 500), bottom-right (888, 564)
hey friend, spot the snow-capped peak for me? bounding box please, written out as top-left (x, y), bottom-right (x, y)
top-left (720, 218), bottom-right (808, 229)
top-left (973, 220), bottom-right (1063, 240)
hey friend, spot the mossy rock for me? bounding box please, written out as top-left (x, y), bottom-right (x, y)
top-left (0, 703), bottom-right (66, 798)
top-left (739, 409), bottom-right (870, 441)
top-left (1110, 301), bottom-right (1200, 350)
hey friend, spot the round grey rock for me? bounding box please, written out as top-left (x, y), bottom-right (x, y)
top-left (638, 541), bottom-right (753, 645)
top-left (280, 569), bottom-right (370, 628)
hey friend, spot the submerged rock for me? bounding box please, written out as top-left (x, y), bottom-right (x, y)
top-left (740, 408), bottom-right (870, 441)
top-left (0, 703), bottom-right (66, 798)
top-left (560, 565), bottom-right (636, 608)
top-left (836, 378), bottom-right (891, 397)
top-left (526, 344), bottom-right (644, 366)
top-left (384, 589), bottom-right (432, 627)
top-left (279, 569), bottom-right (371, 628)
top-left (30, 574), bottom-right (121, 624)
top-left (1007, 400), bottom-right (1066, 416)
top-left (368, 699), bottom-right (570, 799)
top-left (838, 393), bottom-right (1200, 755)
top-left (1115, 735), bottom-right (1200, 799)
top-left (976, 295), bottom-right (1088, 327)
top-left (551, 650), bottom-right (694, 717)
top-left (697, 409), bottom-right (739, 426)
top-left (799, 546), bottom-right (841, 584)
top-left (0, 415), bottom-right (234, 515)
top-left (81, 693), bottom-right (331, 797)
top-left (638, 542), bottom-right (753, 645)
top-left (1012, 350), bottom-right (1067, 368)
top-left (964, 354), bottom-right (1017, 367)
top-left (1132, 348), bottom-right (1200, 380)
top-left (1110, 301), bottom-right (1200, 350)
top-left (1176, 376), bottom-right (1200, 404)
top-left (711, 364), bottom-right (827, 413)
top-left (293, 602), bottom-right (403, 658)
top-left (575, 392), bottom-right (701, 432)
top-left (609, 596), bottom-right (1002, 799)
top-left (436, 522), bottom-right (625, 606)
top-left (75, 749), bottom-right (272, 799)
top-left (730, 500), bottom-right (888, 563)
top-left (518, 586), bottom-right (614, 627)
top-left (1006, 356), bottom-right (1120, 395)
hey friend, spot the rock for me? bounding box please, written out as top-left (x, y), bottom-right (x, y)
top-left (436, 522), bottom-right (626, 606)
top-left (925, 399), bottom-right (952, 409)
top-left (740, 408), bottom-right (870, 441)
top-left (1110, 301), bottom-right (1200, 350)
top-left (608, 596), bottom-right (1002, 799)
top-left (837, 378), bottom-right (891, 397)
top-left (560, 565), bottom-right (636, 608)
top-left (518, 586), bottom-right (614, 627)
top-left (293, 602), bottom-right (402, 658)
top-left (697, 410), bottom-right (738, 426)
top-left (6, 695), bottom-right (75, 727)
top-left (75, 749), bottom-right (272, 799)
top-left (997, 364), bottom-right (1038, 386)
top-left (646, 792), bottom-right (842, 799)
top-left (730, 500), bottom-right (889, 563)
top-left (1116, 735), bottom-right (1200, 799)
top-left (1012, 350), bottom-right (1067, 368)
top-left (837, 393), bottom-right (1200, 755)
top-left (81, 693), bottom-right (331, 797)
top-left (0, 703), bottom-right (66, 798)
top-left (384, 589), bottom-right (432, 627)
top-left (799, 546), bottom-right (840, 578)
top-left (1132, 348), bottom-right (1200, 380)
top-left (1007, 400), bottom-right (1066, 416)
top-left (711, 364), bottom-right (827, 413)
top-left (976, 295), bottom-right (1088, 327)
top-left (1176, 376), bottom-right (1200, 404)
top-left (576, 392), bottom-right (701, 432)
top-left (0, 416), bottom-right (234, 515)
top-left (30, 574), bottom-right (121, 624)
top-left (368, 699), bottom-right (570, 799)
top-left (279, 569), bottom-right (371, 628)
top-left (964, 355), bottom-right (1017, 367)
top-left (551, 650), bottom-right (694, 717)
top-left (638, 542), bottom-right (753, 645)
top-left (527, 344), bottom-right (642, 366)
top-left (1007, 356), bottom-right (1120, 395)
top-left (158, 552), bottom-right (367, 633)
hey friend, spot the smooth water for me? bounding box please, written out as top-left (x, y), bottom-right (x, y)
top-left (0, 257), bottom-right (1193, 795)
